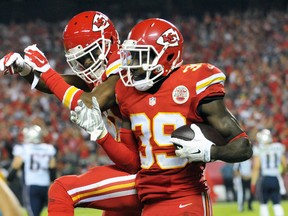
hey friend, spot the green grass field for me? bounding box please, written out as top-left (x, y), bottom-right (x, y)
top-left (32, 200), bottom-right (288, 216)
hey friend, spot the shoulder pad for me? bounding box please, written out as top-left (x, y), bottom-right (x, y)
top-left (181, 63), bottom-right (226, 94)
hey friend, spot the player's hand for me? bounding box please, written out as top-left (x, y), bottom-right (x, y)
top-left (70, 97), bottom-right (107, 141)
top-left (170, 124), bottom-right (215, 162)
top-left (0, 52), bottom-right (32, 76)
top-left (24, 44), bottom-right (51, 73)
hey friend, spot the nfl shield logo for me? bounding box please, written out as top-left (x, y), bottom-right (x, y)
top-left (149, 97), bottom-right (156, 106)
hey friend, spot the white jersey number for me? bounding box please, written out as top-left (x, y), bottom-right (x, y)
top-left (130, 112), bottom-right (188, 170)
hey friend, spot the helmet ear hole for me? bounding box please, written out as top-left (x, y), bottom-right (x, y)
top-left (167, 53), bottom-right (174, 61)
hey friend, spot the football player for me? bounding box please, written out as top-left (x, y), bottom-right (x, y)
top-left (7, 125), bottom-right (57, 216)
top-left (0, 11), bottom-right (142, 216)
top-left (71, 18), bottom-right (253, 215)
top-left (251, 129), bottom-right (286, 216)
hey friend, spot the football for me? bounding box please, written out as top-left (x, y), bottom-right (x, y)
top-left (171, 123), bottom-right (226, 148)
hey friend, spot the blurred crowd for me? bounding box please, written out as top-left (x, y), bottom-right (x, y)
top-left (0, 9), bottom-right (287, 180)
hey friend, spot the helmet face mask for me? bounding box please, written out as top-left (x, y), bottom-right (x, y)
top-left (63, 11), bottom-right (119, 83)
top-left (119, 18), bottom-right (183, 91)
top-left (65, 38), bottom-right (110, 83)
top-left (120, 40), bottom-right (164, 91)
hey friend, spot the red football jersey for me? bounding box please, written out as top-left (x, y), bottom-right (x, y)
top-left (115, 63), bottom-right (226, 203)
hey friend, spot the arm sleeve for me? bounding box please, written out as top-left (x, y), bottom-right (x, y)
top-left (97, 128), bottom-right (140, 174)
top-left (41, 69), bottom-right (83, 110)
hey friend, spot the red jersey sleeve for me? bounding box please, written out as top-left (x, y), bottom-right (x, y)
top-left (186, 63), bottom-right (226, 122)
top-left (97, 128), bottom-right (140, 174)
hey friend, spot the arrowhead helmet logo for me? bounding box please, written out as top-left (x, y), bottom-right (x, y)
top-left (92, 14), bottom-right (110, 32)
top-left (157, 28), bottom-right (180, 47)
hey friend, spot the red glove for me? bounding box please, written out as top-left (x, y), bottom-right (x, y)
top-left (0, 52), bottom-right (30, 75)
top-left (24, 44), bottom-right (52, 73)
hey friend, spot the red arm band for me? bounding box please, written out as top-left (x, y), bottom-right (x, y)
top-left (228, 132), bottom-right (248, 143)
top-left (41, 69), bottom-right (83, 110)
top-left (97, 128), bottom-right (140, 174)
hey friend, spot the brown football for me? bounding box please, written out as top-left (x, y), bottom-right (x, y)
top-left (171, 123), bottom-right (226, 148)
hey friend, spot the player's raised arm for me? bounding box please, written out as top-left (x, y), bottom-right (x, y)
top-left (0, 51), bottom-right (89, 93)
top-left (0, 11), bottom-right (120, 112)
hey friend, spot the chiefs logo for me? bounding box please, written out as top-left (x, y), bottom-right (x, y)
top-left (92, 14), bottom-right (110, 32)
top-left (157, 28), bottom-right (180, 47)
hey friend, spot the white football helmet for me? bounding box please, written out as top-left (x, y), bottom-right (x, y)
top-left (256, 129), bottom-right (272, 145)
top-left (23, 125), bottom-right (43, 143)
